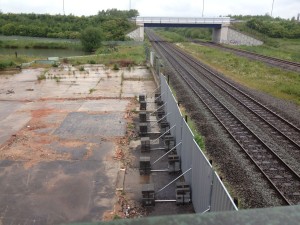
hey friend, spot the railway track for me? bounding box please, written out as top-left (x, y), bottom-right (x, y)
top-left (192, 40), bottom-right (300, 73)
top-left (146, 30), bottom-right (300, 205)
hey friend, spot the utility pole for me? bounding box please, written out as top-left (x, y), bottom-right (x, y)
top-left (129, 0), bottom-right (131, 10)
top-left (202, 0), bottom-right (204, 17)
top-left (271, 0), bottom-right (274, 17)
top-left (63, 0), bottom-right (65, 15)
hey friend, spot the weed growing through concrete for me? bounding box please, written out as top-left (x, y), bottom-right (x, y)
top-left (37, 69), bottom-right (49, 81)
top-left (79, 66), bottom-right (85, 71)
top-left (53, 75), bottom-right (61, 83)
top-left (113, 64), bottom-right (119, 71)
top-left (89, 88), bottom-right (96, 94)
top-left (113, 214), bottom-right (121, 220)
top-left (121, 72), bottom-right (124, 86)
top-left (37, 74), bottom-right (46, 80)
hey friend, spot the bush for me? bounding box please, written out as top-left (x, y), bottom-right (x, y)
top-left (88, 60), bottom-right (96, 64)
top-left (80, 27), bottom-right (103, 52)
top-left (0, 61), bottom-right (15, 70)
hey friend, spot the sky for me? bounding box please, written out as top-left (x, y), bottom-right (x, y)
top-left (0, 0), bottom-right (299, 19)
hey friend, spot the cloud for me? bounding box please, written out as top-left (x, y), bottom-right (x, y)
top-left (1, 0), bottom-right (299, 19)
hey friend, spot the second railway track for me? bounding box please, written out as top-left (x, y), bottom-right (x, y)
top-left (192, 40), bottom-right (300, 73)
top-left (147, 29), bottom-right (300, 205)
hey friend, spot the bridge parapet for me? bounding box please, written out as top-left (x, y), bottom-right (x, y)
top-left (136, 17), bottom-right (230, 26)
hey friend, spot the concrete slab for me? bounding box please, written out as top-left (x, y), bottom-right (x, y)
top-left (78, 100), bottom-right (128, 112)
top-left (54, 112), bottom-right (126, 139)
top-left (0, 158), bottom-right (118, 225)
top-left (122, 81), bottom-right (156, 98)
top-left (0, 63), bottom-right (196, 220)
top-left (0, 64), bottom-right (158, 224)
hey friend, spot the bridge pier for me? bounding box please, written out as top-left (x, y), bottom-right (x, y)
top-left (212, 25), bottom-right (229, 43)
top-left (126, 26), bottom-right (144, 41)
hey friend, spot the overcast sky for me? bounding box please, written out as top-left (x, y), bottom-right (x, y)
top-left (0, 0), bottom-right (299, 19)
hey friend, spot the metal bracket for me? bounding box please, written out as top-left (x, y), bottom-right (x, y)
top-left (201, 207), bottom-right (211, 214)
top-left (156, 168), bottom-right (192, 194)
top-left (157, 112), bottom-right (171, 123)
top-left (150, 102), bottom-right (166, 116)
top-left (151, 125), bottom-right (176, 143)
top-left (152, 142), bottom-right (182, 165)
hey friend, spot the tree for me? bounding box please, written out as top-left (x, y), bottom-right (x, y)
top-left (80, 27), bottom-right (102, 52)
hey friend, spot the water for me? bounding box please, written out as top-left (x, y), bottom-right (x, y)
top-left (0, 48), bottom-right (87, 58)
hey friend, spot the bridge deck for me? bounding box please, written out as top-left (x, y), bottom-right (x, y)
top-left (136, 17), bottom-right (230, 27)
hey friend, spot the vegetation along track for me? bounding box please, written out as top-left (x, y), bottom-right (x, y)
top-left (147, 29), bottom-right (300, 205)
top-left (192, 40), bottom-right (300, 73)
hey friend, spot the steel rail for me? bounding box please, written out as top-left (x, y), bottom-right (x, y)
top-left (160, 41), bottom-right (300, 150)
top-left (193, 40), bottom-right (300, 69)
top-left (146, 30), bottom-right (300, 205)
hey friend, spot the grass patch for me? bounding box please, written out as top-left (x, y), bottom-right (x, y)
top-left (0, 54), bottom-right (36, 70)
top-left (154, 29), bottom-right (186, 42)
top-left (181, 43), bottom-right (300, 105)
top-left (67, 44), bottom-right (146, 67)
top-left (230, 38), bottom-right (300, 63)
top-left (0, 38), bottom-right (81, 50)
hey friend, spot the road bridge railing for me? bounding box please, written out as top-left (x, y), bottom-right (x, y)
top-left (136, 17), bottom-right (230, 25)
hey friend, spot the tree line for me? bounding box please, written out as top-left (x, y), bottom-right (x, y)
top-left (0, 9), bottom-right (138, 40)
top-left (232, 15), bottom-right (300, 39)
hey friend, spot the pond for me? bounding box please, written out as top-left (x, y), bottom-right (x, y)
top-left (0, 48), bottom-right (88, 58)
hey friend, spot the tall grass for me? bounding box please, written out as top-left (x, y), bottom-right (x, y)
top-left (68, 45), bottom-right (146, 66)
top-left (154, 30), bottom-right (186, 42)
top-left (0, 54), bottom-right (37, 70)
top-left (230, 38), bottom-right (300, 63)
top-left (182, 43), bottom-right (300, 105)
top-left (0, 39), bottom-right (82, 49)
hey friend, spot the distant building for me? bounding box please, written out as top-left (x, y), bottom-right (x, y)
top-left (297, 13), bottom-right (300, 21)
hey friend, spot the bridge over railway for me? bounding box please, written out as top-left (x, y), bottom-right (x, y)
top-left (128, 16), bottom-right (231, 42)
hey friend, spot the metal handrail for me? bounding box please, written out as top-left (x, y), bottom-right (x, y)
top-left (136, 17), bottom-right (231, 24)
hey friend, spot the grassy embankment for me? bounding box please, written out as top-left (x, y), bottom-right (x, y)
top-left (231, 38), bottom-right (300, 63)
top-left (180, 42), bottom-right (300, 106)
top-left (230, 23), bottom-right (300, 62)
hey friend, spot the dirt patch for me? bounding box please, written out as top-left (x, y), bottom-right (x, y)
top-left (0, 107), bottom-right (71, 169)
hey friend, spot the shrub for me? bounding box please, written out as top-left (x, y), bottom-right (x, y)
top-left (80, 27), bottom-right (103, 52)
top-left (113, 63), bottom-right (119, 70)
